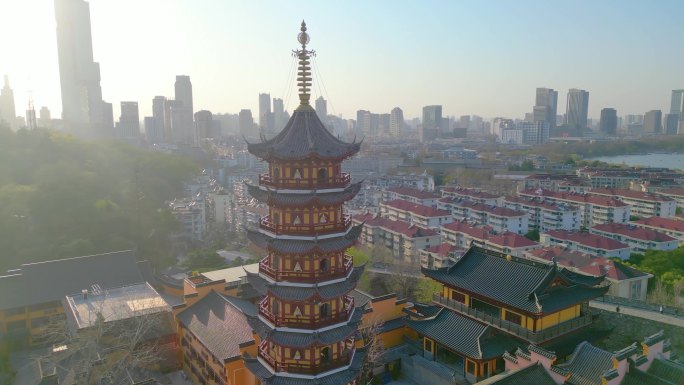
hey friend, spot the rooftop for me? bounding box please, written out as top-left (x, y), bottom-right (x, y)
top-left (442, 186), bottom-right (502, 199)
top-left (590, 188), bottom-right (676, 202)
top-left (441, 197), bottom-right (528, 217)
top-left (527, 246), bottom-right (650, 281)
top-left (201, 263), bottom-right (259, 285)
top-left (355, 213), bottom-right (439, 238)
top-left (519, 189), bottom-right (630, 208)
top-left (633, 216), bottom-right (684, 233)
top-left (424, 243), bottom-right (464, 258)
top-left (382, 199), bottom-right (451, 217)
top-left (441, 221), bottom-right (538, 248)
top-left (543, 230), bottom-right (630, 251)
top-left (65, 282), bottom-right (170, 329)
top-left (386, 186), bottom-right (439, 199)
top-left (504, 195), bottom-right (576, 212)
top-left (591, 223), bottom-right (677, 242)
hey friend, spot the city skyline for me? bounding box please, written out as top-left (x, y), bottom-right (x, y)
top-left (1, 0), bottom-right (683, 122)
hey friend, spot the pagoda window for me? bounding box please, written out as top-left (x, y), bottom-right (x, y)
top-left (504, 310), bottom-right (523, 326)
top-left (320, 347), bottom-right (330, 363)
top-left (274, 167), bottom-right (280, 180)
top-left (272, 255), bottom-right (279, 271)
top-left (293, 168), bottom-right (303, 179)
top-left (317, 168), bottom-right (327, 183)
top-left (273, 212), bottom-right (280, 225)
top-left (272, 301), bottom-right (279, 316)
top-left (319, 213), bottom-right (328, 224)
top-left (293, 261), bottom-right (303, 272)
top-left (320, 303), bottom-right (330, 318)
top-left (293, 350), bottom-right (302, 360)
top-left (320, 258), bottom-right (329, 272)
top-left (292, 215), bottom-right (302, 225)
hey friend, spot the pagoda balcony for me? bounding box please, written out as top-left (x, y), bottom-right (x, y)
top-left (259, 295), bottom-right (355, 329)
top-left (432, 293), bottom-right (593, 344)
top-left (258, 339), bottom-right (355, 375)
top-left (259, 214), bottom-right (351, 236)
top-left (260, 254), bottom-right (353, 283)
top-left (259, 173), bottom-right (351, 190)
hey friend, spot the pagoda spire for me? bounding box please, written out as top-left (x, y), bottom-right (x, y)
top-left (294, 20), bottom-right (315, 109)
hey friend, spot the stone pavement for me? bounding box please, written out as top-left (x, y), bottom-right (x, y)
top-left (590, 300), bottom-right (684, 327)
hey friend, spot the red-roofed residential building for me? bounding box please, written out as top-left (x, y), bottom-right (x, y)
top-left (589, 223), bottom-right (679, 252)
top-left (540, 230), bottom-right (631, 259)
top-left (439, 197), bottom-right (529, 234)
top-left (380, 199), bottom-right (453, 229)
top-left (656, 188), bottom-right (684, 210)
top-left (353, 214), bottom-right (440, 263)
top-left (590, 188), bottom-right (677, 218)
top-left (419, 243), bottom-right (465, 269)
top-left (383, 186), bottom-right (440, 207)
top-left (504, 196), bottom-right (580, 232)
top-left (441, 186), bottom-right (504, 206)
top-left (441, 221), bottom-right (540, 257)
top-left (518, 189), bottom-right (630, 228)
top-left (526, 246), bottom-right (652, 300)
top-left (632, 217), bottom-right (684, 241)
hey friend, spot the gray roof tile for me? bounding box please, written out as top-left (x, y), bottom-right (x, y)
top-left (246, 182), bottom-right (362, 207)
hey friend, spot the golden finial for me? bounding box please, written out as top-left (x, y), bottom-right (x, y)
top-left (293, 20), bottom-right (315, 108)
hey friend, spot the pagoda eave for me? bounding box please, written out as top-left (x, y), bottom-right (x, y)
top-left (246, 181), bottom-right (362, 208)
top-left (246, 266), bottom-right (365, 301)
top-left (247, 225), bottom-right (362, 255)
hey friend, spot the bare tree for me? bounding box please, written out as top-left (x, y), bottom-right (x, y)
top-left (36, 286), bottom-right (176, 385)
top-left (674, 280), bottom-right (684, 308)
top-left (388, 264), bottom-right (420, 300)
top-left (359, 317), bottom-right (385, 384)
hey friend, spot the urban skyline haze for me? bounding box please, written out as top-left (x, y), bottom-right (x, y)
top-left (1, 0), bottom-right (683, 121)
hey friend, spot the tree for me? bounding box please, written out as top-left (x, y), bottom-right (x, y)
top-left (182, 248), bottom-right (226, 270)
top-left (524, 229), bottom-right (540, 242)
top-left (359, 317), bottom-right (385, 384)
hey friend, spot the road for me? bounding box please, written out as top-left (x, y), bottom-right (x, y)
top-left (366, 267), bottom-right (423, 278)
top-left (589, 301), bottom-right (684, 327)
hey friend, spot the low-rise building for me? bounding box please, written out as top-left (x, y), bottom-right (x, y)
top-left (632, 216), bottom-right (684, 241)
top-left (439, 197), bottom-right (529, 234)
top-left (441, 221), bottom-right (540, 257)
top-left (169, 196), bottom-right (206, 241)
top-left (380, 199), bottom-right (453, 229)
top-left (441, 186), bottom-right (504, 206)
top-left (354, 213), bottom-right (441, 263)
top-left (519, 189), bottom-right (630, 228)
top-left (526, 246), bottom-right (652, 300)
top-left (383, 186), bottom-right (440, 207)
top-left (656, 188), bottom-right (684, 210)
top-left (589, 223), bottom-right (679, 252)
top-left (504, 196), bottom-right (580, 232)
top-left (590, 188), bottom-right (677, 218)
top-left (540, 230), bottom-right (631, 259)
top-left (420, 243), bottom-right (466, 269)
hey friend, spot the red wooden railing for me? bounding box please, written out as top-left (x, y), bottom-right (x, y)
top-left (259, 254), bottom-right (353, 282)
top-left (259, 173), bottom-right (351, 189)
top-left (258, 339), bottom-right (354, 375)
top-left (259, 295), bottom-right (355, 329)
top-left (259, 214), bottom-right (351, 236)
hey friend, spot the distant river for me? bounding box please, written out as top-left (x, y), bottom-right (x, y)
top-left (588, 153), bottom-right (684, 170)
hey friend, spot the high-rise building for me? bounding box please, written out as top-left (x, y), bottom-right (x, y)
top-left (492, 118), bottom-right (515, 140)
top-left (54, 0), bottom-right (111, 136)
top-left (565, 89), bottom-right (589, 131)
top-left (389, 107), bottom-right (404, 137)
top-left (0, 75), bottom-right (17, 130)
top-left (258, 93), bottom-right (272, 131)
top-left (116, 101), bottom-right (139, 140)
top-left (39, 106), bottom-right (51, 128)
top-left (239, 109), bottom-right (254, 138)
top-left (315, 96), bottom-right (327, 122)
top-left (173, 76), bottom-right (194, 144)
top-left (670, 89), bottom-right (684, 117)
top-left (423, 105), bottom-right (442, 130)
top-left (273, 97), bottom-right (285, 128)
top-left (599, 108), bottom-right (618, 135)
top-left (643, 110), bottom-right (662, 134)
top-left (356, 109), bottom-right (371, 136)
top-left (243, 22), bottom-right (365, 384)
top-left (194, 110), bottom-right (213, 144)
top-left (664, 113), bottom-right (680, 135)
top-left (146, 96), bottom-right (167, 143)
top-left (26, 100), bottom-right (37, 130)
top-left (533, 87), bottom-right (558, 128)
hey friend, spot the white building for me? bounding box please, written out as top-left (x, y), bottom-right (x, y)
top-left (589, 223), bottom-right (679, 253)
top-left (440, 221), bottom-right (540, 257)
top-left (540, 230), bottom-right (631, 259)
top-left (383, 186), bottom-right (440, 207)
top-left (354, 214), bottom-right (440, 264)
top-left (504, 196), bottom-right (580, 232)
top-left (380, 199), bottom-right (453, 230)
top-left (590, 188), bottom-right (677, 218)
top-left (441, 186), bottom-right (504, 206)
top-left (439, 197), bottom-right (528, 234)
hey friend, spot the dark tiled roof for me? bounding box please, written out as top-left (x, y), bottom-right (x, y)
top-left (647, 358), bottom-right (684, 384)
top-left (422, 247), bottom-right (608, 314)
top-left (246, 266), bottom-right (365, 301)
top-left (246, 182), bottom-right (362, 207)
top-left (408, 303), bottom-right (442, 318)
top-left (555, 341), bottom-right (614, 385)
top-left (177, 291), bottom-right (255, 361)
top-left (243, 345), bottom-right (366, 385)
top-left (621, 368), bottom-right (675, 385)
top-left (485, 363), bottom-right (557, 385)
top-left (247, 224), bottom-right (362, 255)
top-left (405, 308), bottom-right (520, 360)
top-left (349, 289), bottom-right (373, 307)
top-left (247, 307), bottom-right (363, 347)
top-left (0, 250), bottom-right (143, 310)
top-left (247, 108), bottom-right (361, 161)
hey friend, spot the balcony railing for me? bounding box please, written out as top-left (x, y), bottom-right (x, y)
top-left (258, 340), bottom-right (354, 375)
top-left (259, 173), bottom-right (351, 190)
top-left (259, 254), bottom-right (353, 283)
top-left (259, 295), bottom-right (355, 329)
top-left (259, 214), bottom-right (351, 236)
top-left (433, 293), bottom-right (593, 344)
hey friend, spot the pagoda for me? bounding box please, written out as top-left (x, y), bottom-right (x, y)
top-left (243, 22), bottom-right (367, 385)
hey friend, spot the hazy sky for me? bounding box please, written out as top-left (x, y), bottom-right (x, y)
top-left (1, 0), bottom-right (683, 122)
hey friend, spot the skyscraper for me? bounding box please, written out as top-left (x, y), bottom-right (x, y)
top-left (565, 89), bottom-right (589, 131)
top-left (174, 76), bottom-right (194, 144)
top-left (148, 96), bottom-right (167, 143)
top-left (194, 110), bottom-right (213, 144)
top-left (533, 87), bottom-right (558, 128)
top-left (116, 101), bottom-right (139, 140)
top-left (315, 96), bottom-right (327, 121)
top-left (258, 93), bottom-right (272, 131)
top-left (670, 89), bottom-right (684, 117)
top-left (272, 97), bottom-right (285, 128)
top-left (26, 100), bottom-right (37, 130)
top-left (239, 109), bottom-right (254, 138)
top-left (599, 108), bottom-right (618, 135)
top-left (54, 0), bottom-right (111, 136)
top-left (664, 113), bottom-right (679, 135)
top-left (356, 109), bottom-right (371, 136)
top-left (423, 105), bottom-right (442, 130)
top-left (643, 110), bottom-right (662, 134)
top-left (39, 106), bottom-right (51, 128)
top-left (389, 107), bottom-right (404, 137)
top-left (0, 75), bottom-right (16, 129)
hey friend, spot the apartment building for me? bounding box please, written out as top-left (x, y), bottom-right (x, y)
top-left (419, 243), bottom-right (465, 269)
top-left (441, 221), bottom-right (540, 257)
top-left (354, 213), bottom-right (440, 263)
top-left (632, 217), bottom-right (684, 241)
top-left (380, 199), bottom-right (453, 229)
top-left (441, 186), bottom-right (504, 206)
top-left (540, 230), bottom-right (631, 259)
top-left (383, 186), bottom-right (440, 207)
top-left (504, 196), bottom-right (580, 232)
top-left (438, 197), bottom-right (528, 234)
top-left (590, 188), bottom-right (676, 218)
top-left (589, 223), bottom-right (679, 253)
top-left (656, 188), bottom-right (684, 210)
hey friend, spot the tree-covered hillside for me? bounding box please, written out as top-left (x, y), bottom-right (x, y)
top-left (0, 127), bottom-right (199, 271)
